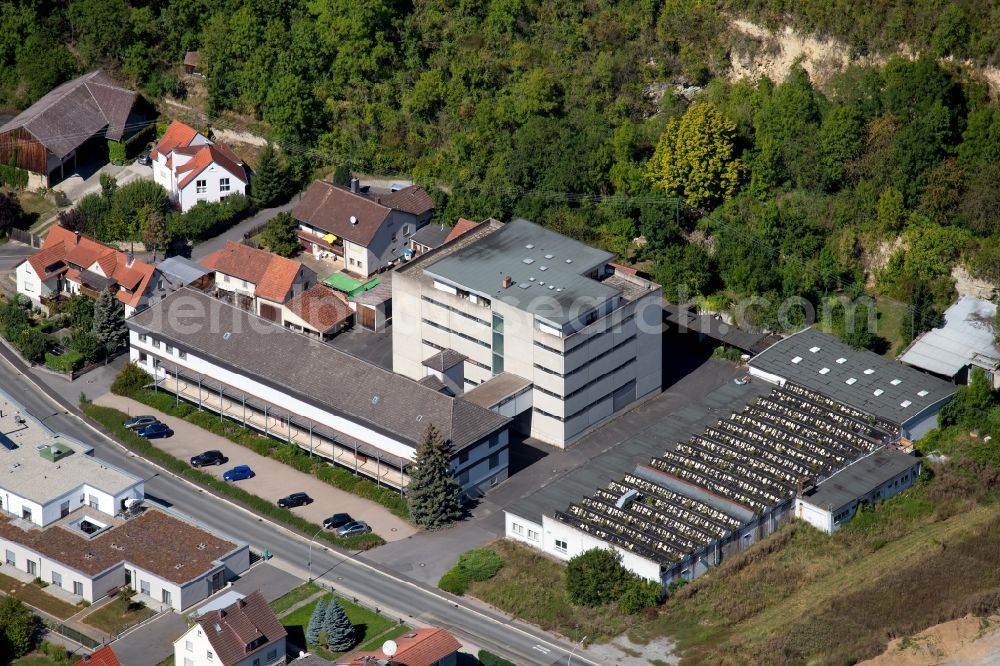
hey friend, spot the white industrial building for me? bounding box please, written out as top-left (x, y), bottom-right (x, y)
top-left (748, 327), bottom-right (956, 442)
top-left (0, 388), bottom-right (248, 611)
top-left (126, 288), bottom-right (511, 498)
top-left (899, 295), bottom-right (1000, 389)
top-left (393, 218), bottom-right (663, 448)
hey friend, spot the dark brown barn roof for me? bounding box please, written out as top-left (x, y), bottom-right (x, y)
top-left (0, 70), bottom-right (136, 158)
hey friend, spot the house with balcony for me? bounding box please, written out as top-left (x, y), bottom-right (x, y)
top-left (392, 218), bottom-right (664, 448)
top-left (199, 241), bottom-right (315, 324)
top-left (151, 120), bottom-right (247, 212)
top-left (15, 226), bottom-right (158, 316)
top-left (293, 178), bottom-right (434, 277)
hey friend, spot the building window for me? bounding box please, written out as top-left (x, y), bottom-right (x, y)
top-left (26, 560), bottom-right (36, 576)
top-left (511, 523), bottom-right (524, 535)
top-left (162, 589), bottom-right (172, 605)
top-left (51, 572), bottom-right (61, 588)
top-left (140, 580), bottom-right (150, 595)
top-left (88, 495), bottom-right (98, 509)
top-left (266, 649), bottom-right (277, 660)
top-left (151, 339), bottom-right (159, 349)
top-left (492, 313), bottom-right (504, 375)
top-left (458, 450), bottom-right (469, 464)
top-left (165, 344), bottom-right (173, 354)
top-left (5, 550), bottom-right (13, 566)
top-left (206, 650), bottom-right (214, 662)
top-left (179, 350), bottom-right (187, 360)
top-left (219, 177), bottom-right (230, 192)
top-left (139, 352), bottom-right (147, 363)
top-left (186, 640), bottom-right (193, 652)
top-left (554, 539), bottom-right (567, 553)
top-left (196, 179), bottom-right (207, 194)
top-left (527, 529), bottom-right (540, 541)
top-left (458, 470), bottom-right (470, 485)
top-left (488, 452), bottom-right (500, 469)
top-left (223, 274), bottom-right (230, 283)
top-left (138, 334), bottom-right (147, 343)
top-left (489, 434), bottom-right (501, 448)
top-left (73, 581), bottom-right (83, 596)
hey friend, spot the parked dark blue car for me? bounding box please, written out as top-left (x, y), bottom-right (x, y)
top-left (223, 465), bottom-right (254, 481)
top-left (137, 423), bottom-right (173, 439)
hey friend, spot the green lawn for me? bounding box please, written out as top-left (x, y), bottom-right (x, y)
top-left (81, 596), bottom-right (156, 635)
top-left (12, 657), bottom-right (68, 666)
top-left (876, 295), bottom-right (907, 356)
top-left (358, 623), bottom-right (411, 651)
top-left (281, 593), bottom-right (403, 656)
top-left (0, 571), bottom-right (78, 620)
top-left (269, 581), bottom-right (321, 614)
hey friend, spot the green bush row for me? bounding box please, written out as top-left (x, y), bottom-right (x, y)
top-left (477, 650), bottom-right (516, 666)
top-left (81, 402), bottom-right (385, 551)
top-left (44, 350), bottom-right (84, 373)
top-left (437, 547), bottom-right (505, 596)
top-left (124, 123), bottom-right (156, 158)
top-left (123, 386), bottom-right (411, 519)
top-left (0, 164), bottom-right (28, 189)
top-left (107, 140), bottom-right (126, 164)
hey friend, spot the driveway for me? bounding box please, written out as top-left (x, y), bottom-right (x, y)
top-left (94, 392), bottom-right (417, 542)
top-left (110, 611), bottom-right (186, 665)
top-left (55, 162), bottom-right (153, 204)
top-left (191, 199), bottom-right (299, 261)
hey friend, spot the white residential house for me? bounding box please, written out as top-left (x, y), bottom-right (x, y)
top-left (174, 591), bottom-right (286, 666)
top-left (151, 120), bottom-right (247, 212)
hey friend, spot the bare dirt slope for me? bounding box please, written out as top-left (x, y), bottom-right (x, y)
top-left (860, 615), bottom-right (1000, 666)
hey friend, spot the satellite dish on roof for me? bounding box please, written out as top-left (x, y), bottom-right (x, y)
top-left (383, 640), bottom-right (398, 657)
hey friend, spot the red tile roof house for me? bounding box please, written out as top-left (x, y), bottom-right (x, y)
top-left (200, 241), bottom-right (318, 326)
top-left (15, 225), bottom-right (158, 316)
top-left (174, 591), bottom-right (286, 666)
top-left (336, 627), bottom-right (461, 666)
top-left (72, 645), bottom-right (122, 666)
top-left (151, 120), bottom-right (247, 212)
top-left (293, 179), bottom-right (434, 278)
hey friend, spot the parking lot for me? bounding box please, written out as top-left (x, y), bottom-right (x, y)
top-left (95, 392), bottom-right (417, 541)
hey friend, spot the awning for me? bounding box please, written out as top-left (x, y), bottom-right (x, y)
top-left (323, 233), bottom-right (337, 243)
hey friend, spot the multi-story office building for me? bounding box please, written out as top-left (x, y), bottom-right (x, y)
top-left (393, 218), bottom-right (663, 448)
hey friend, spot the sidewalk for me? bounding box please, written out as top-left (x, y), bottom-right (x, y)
top-left (94, 392), bottom-right (416, 542)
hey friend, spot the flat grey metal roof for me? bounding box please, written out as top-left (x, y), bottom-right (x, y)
top-left (422, 218), bottom-right (618, 326)
top-left (899, 296), bottom-right (999, 377)
top-left (749, 328), bottom-right (955, 425)
top-left (801, 448), bottom-right (920, 511)
top-left (127, 289), bottom-right (509, 451)
top-left (463, 373), bottom-right (532, 409)
top-left (157, 256), bottom-right (211, 286)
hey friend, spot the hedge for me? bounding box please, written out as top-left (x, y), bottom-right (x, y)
top-left (0, 164), bottom-right (28, 189)
top-left (121, 386), bottom-right (411, 519)
top-left (81, 402), bottom-right (385, 550)
top-left (478, 650), bottom-right (516, 666)
top-left (124, 123), bottom-right (156, 158)
top-left (44, 350), bottom-right (84, 373)
top-left (437, 569), bottom-right (468, 596)
top-left (107, 140), bottom-right (126, 165)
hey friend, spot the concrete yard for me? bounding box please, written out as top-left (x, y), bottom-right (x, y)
top-left (94, 392), bottom-right (416, 542)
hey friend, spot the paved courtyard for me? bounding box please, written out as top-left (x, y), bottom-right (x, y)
top-left (94, 392), bottom-right (416, 542)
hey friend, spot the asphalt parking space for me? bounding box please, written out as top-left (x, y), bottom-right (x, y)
top-left (95, 392), bottom-right (416, 542)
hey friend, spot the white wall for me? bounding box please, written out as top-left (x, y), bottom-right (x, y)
top-left (175, 623), bottom-right (285, 666)
top-left (131, 332), bottom-right (417, 461)
top-left (15, 261), bottom-right (55, 307)
top-left (541, 514), bottom-right (663, 582)
top-left (0, 481), bottom-right (142, 528)
top-left (794, 498), bottom-right (833, 534)
top-left (178, 163), bottom-right (246, 212)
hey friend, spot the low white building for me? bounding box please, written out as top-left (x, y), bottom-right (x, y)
top-left (174, 591), bottom-right (286, 666)
top-left (151, 120), bottom-right (247, 212)
top-left (795, 448), bottom-right (921, 534)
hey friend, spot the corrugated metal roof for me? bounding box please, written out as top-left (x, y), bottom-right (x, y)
top-left (899, 296), bottom-right (999, 377)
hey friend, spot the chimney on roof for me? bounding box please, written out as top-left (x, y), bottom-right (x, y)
top-left (74, 230), bottom-right (81, 244)
top-left (127, 253), bottom-right (135, 267)
top-left (501, 275), bottom-right (513, 289)
top-left (350, 216), bottom-right (358, 225)
top-left (350, 177), bottom-right (359, 194)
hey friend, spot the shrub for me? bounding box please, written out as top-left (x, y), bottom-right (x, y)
top-left (438, 569), bottom-right (469, 595)
top-left (44, 350), bottom-right (84, 373)
top-left (455, 548), bottom-right (504, 581)
top-left (107, 139), bottom-right (126, 164)
top-left (111, 362), bottom-right (152, 396)
top-left (15, 327), bottom-right (51, 363)
top-left (169, 194), bottom-right (252, 241)
top-left (618, 577), bottom-right (662, 614)
top-left (478, 650), bottom-right (516, 666)
top-left (565, 548), bottom-right (631, 606)
top-left (0, 164), bottom-right (28, 189)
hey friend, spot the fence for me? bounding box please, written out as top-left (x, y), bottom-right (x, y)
top-left (8, 227), bottom-right (42, 248)
top-left (44, 620), bottom-right (102, 649)
top-left (242, 221), bottom-right (269, 240)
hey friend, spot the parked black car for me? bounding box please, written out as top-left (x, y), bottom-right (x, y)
top-left (277, 492), bottom-right (313, 508)
top-left (323, 513), bottom-right (353, 530)
top-left (190, 450), bottom-right (228, 467)
top-left (123, 415), bottom-right (158, 431)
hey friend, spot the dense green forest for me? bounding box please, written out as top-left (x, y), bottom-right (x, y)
top-left (3, 0), bottom-right (999, 349)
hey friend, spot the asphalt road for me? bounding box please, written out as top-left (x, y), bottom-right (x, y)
top-left (190, 199), bottom-right (299, 261)
top-left (0, 350), bottom-right (594, 666)
top-left (0, 241), bottom-right (35, 272)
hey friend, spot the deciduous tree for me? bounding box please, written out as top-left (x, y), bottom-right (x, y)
top-left (257, 212), bottom-right (299, 257)
top-left (565, 548), bottom-right (631, 606)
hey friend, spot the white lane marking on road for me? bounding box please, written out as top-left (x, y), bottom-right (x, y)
top-left (532, 645), bottom-right (552, 654)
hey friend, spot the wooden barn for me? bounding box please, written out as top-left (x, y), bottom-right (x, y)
top-left (0, 70), bottom-right (138, 188)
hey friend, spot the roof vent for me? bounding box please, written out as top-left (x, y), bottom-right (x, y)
top-left (372, 395), bottom-right (380, 405)
top-left (836, 357), bottom-right (847, 364)
top-left (223, 332), bottom-right (231, 340)
top-left (791, 356), bottom-right (802, 364)
top-left (616, 489), bottom-right (639, 509)
top-left (818, 367), bottom-right (830, 375)
top-left (539, 266), bottom-right (548, 271)
top-left (873, 389), bottom-right (884, 396)
top-left (522, 258), bottom-right (534, 264)
top-left (544, 254), bottom-right (553, 259)
top-left (890, 379), bottom-right (901, 386)
top-left (556, 288), bottom-right (563, 292)
top-left (809, 346), bottom-right (821, 353)
top-left (525, 244), bottom-right (534, 249)
top-left (900, 400), bottom-right (912, 408)
top-left (864, 368), bottom-right (875, 375)
top-left (197, 542), bottom-right (206, 550)
top-left (518, 283), bottom-right (530, 289)
top-left (845, 377), bottom-right (856, 385)
top-left (416, 415), bottom-right (423, 422)
top-left (917, 390), bottom-right (929, 397)
top-left (548, 285), bottom-right (554, 290)
top-left (350, 215), bottom-right (358, 225)
top-left (565, 259), bottom-right (572, 264)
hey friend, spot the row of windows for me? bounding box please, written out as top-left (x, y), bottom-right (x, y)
top-left (510, 522), bottom-right (540, 541)
top-left (138, 334), bottom-right (187, 360)
top-left (534, 333), bottom-right (636, 380)
top-left (533, 313), bottom-right (636, 357)
top-left (421, 295), bottom-right (490, 326)
top-left (456, 452), bottom-right (503, 484)
top-left (5, 551), bottom-right (85, 595)
top-left (533, 370), bottom-right (635, 423)
top-left (194, 177), bottom-right (230, 195)
top-left (422, 318), bottom-right (491, 348)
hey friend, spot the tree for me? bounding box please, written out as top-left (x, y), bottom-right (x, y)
top-left (321, 597), bottom-right (355, 651)
top-left (67, 294), bottom-right (95, 331)
top-left (0, 596), bottom-right (37, 660)
top-left (57, 208), bottom-right (87, 233)
top-left (818, 106), bottom-right (864, 190)
top-left (618, 578), bottom-right (662, 614)
top-left (252, 143), bottom-right (287, 208)
top-left (141, 208), bottom-right (169, 261)
top-left (646, 102), bottom-right (743, 209)
top-left (15, 327), bottom-right (49, 364)
top-left (100, 172), bottom-right (118, 200)
top-left (306, 597), bottom-right (327, 646)
top-left (939, 368), bottom-right (996, 429)
top-left (407, 423), bottom-right (462, 529)
top-left (900, 280), bottom-right (943, 345)
top-left (0, 191), bottom-right (21, 232)
top-left (257, 212), bottom-right (299, 257)
top-left (565, 548), bottom-right (631, 607)
top-left (92, 287), bottom-right (127, 355)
